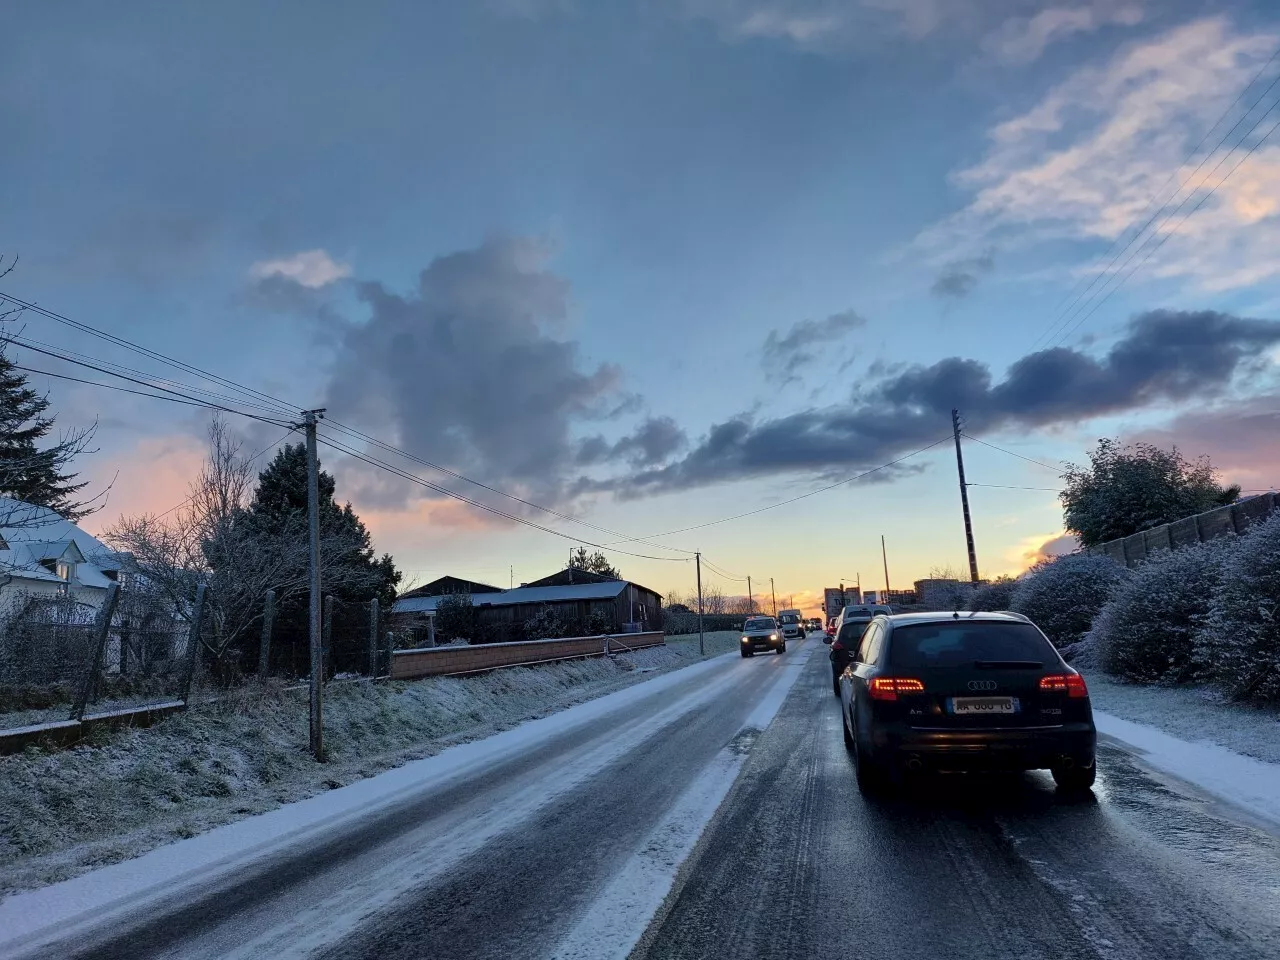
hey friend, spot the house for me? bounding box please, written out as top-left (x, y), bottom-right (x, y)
top-left (390, 569), bottom-right (664, 643)
top-left (0, 497), bottom-right (121, 613)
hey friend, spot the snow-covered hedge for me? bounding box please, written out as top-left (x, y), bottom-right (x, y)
top-left (967, 577), bottom-right (1018, 612)
top-left (1088, 539), bottom-right (1229, 685)
top-left (1197, 512), bottom-right (1280, 702)
top-left (1009, 552), bottom-right (1129, 648)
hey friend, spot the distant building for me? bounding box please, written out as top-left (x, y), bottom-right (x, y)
top-left (391, 568), bottom-right (664, 642)
top-left (913, 578), bottom-right (979, 609)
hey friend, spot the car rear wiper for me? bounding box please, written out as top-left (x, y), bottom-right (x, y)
top-left (973, 660), bottom-right (1043, 669)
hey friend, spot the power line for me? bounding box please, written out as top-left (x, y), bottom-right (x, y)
top-left (966, 482), bottom-right (1060, 492)
top-left (6, 339), bottom-right (292, 427)
top-left (610, 436), bottom-right (953, 541)
top-left (315, 429), bottom-right (690, 562)
top-left (5, 332), bottom-right (297, 418)
top-left (701, 557), bottom-right (749, 582)
top-left (961, 433), bottom-right (1062, 473)
top-left (0, 290), bottom-right (300, 416)
top-left (1033, 47), bottom-right (1280, 349)
top-left (323, 418), bottom-right (697, 556)
top-left (1052, 107), bottom-right (1280, 346)
top-left (9, 363), bottom-right (236, 410)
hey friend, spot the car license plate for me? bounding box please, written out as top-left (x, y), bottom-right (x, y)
top-left (950, 696), bottom-right (1019, 715)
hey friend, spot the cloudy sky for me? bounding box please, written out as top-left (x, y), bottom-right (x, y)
top-left (5, 0), bottom-right (1280, 612)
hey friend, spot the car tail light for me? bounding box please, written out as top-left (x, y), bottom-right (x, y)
top-left (1040, 673), bottom-right (1088, 698)
top-left (868, 677), bottom-right (925, 701)
top-left (831, 640), bottom-right (843, 651)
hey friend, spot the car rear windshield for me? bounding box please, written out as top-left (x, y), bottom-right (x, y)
top-left (745, 618), bottom-right (775, 631)
top-left (887, 623), bottom-right (1054, 669)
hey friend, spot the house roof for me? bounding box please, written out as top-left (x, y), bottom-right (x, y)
top-left (398, 574), bottom-right (503, 601)
top-left (391, 578), bottom-right (659, 615)
top-left (0, 497), bottom-right (119, 590)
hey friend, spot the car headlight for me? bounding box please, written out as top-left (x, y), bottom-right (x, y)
top-left (741, 636), bottom-right (749, 642)
top-left (770, 633), bottom-right (778, 640)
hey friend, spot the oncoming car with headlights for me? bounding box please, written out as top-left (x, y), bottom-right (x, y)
top-left (740, 616), bottom-right (785, 657)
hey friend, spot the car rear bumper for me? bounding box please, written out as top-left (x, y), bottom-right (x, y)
top-left (872, 721), bottom-right (1096, 771)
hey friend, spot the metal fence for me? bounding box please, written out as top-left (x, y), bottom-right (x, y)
top-left (0, 581), bottom-right (391, 738)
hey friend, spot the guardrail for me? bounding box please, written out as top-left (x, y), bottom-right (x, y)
top-left (390, 632), bottom-right (666, 680)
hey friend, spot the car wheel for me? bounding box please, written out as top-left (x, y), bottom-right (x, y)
top-left (842, 709), bottom-right (857, 752)
top-left (740, 649), bottom-right (750, 658)
top-left (832, 673), bottom-right (841, 697)
top-left (777, 642), bottom-right (786, 654)
top-left (853, 733), bottom-right (886, 796)
top-left (1051, 760), bottom-right (1097, 792)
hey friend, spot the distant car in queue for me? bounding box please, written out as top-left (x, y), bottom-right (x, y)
top-left (825, 617), bottom-right (837, 637)
top-left (777, 609), bottom-right (805, 643)
top-left (826, 604), bottom-right (892, 696)
top-left (740, 616), bottom-right (785, 657)
top-left (839, 612), bottom-right (1097, 794)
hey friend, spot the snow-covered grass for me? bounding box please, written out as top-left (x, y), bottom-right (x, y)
top-left (1085, 672), bottom-right (1280, 765)
top-left (0, 643), bottom-right (707, 899)
top-left (664, 630), bottom-right (746, 659)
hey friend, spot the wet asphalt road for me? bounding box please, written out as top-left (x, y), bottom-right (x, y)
top-left (10, 635), bottom-right (1280, 959)
top-left (632, 636), bottom-right (1280, 960)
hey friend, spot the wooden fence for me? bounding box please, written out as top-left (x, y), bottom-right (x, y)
top-left (1085, 492), bottom-right (1278, 567)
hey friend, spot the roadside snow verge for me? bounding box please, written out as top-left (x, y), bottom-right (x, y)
top-left (1095, 711), bottom-right (1280, 830)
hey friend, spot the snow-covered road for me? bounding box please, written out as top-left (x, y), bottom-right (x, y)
top-left (4, 635), bottom-right (1279, 960)
top-left (0, 639), bottom-right (813, 960)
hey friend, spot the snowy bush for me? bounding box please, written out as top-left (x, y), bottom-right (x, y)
top-left (1197, 512), bottom-right (1280, 702)
top-left (967, 577), bottom-right (1018, 612)
top-left (523, 605), bottom-right (570, 641)
top-left (1089, 539), bottom-right (1231, 685)
top-left (1009, 552), bottom-right (1129, 648)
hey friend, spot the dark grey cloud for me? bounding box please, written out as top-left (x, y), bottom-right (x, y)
top-left (763, 310), bottom-right (865, 381)
top-left (323, 236), bottom-right (624, 509)
top-left (577, 416), bottom-right (688, 468)
top-left (931, 250), bottom-right (994, 299)
top-left (598, 309), bottom-right (1280, 499)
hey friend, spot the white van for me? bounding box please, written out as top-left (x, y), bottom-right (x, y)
top-left (777, 608), bottom-right (805, 642)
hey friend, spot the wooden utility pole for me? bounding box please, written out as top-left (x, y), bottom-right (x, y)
top-left (304, 408), bottom-right (326, 761)
top-left (747, 575), bottom-right (753, 614)
top-left (695, 552), bottom-right (705, 656)
top-left (881, 535), bottom-right (891, 596)
top-left (770, 578), bottom-right (777, 617)
top-left (952, 408), bottom-right (980, 582)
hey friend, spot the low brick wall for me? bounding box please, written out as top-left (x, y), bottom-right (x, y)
top-left (390, 632), bottom-right (666, 680)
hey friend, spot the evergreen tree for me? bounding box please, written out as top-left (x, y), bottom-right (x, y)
top-left (0, 347), bottom-right (95, 518)
top-left (240, 443), bottom-right (401, 606)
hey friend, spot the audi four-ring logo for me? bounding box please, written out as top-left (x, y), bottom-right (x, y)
top-left (967, 680), bottom-right (998, 691)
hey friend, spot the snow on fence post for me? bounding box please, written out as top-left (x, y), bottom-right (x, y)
top-left (70, 582), bottom-right (121, 721)
top-left (383, 631), bottom-right (395, 679)
top-left (258, 588), bottom-right (276, 679)
top-left (368, 598), bottom-right (379, 676)
top-left (180, 584), bottom-right (207, 704)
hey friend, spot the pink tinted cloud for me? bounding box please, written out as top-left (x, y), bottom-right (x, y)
top-left (1132, 399), bottom-right (1280, 493)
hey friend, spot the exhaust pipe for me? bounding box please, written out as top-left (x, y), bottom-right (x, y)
top-left (905, 756), bottom-right (924, 773)
top-left (1059, 755), bottom-right (1075, 769)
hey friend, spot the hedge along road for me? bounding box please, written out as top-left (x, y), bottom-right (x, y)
top-left (0, 637), bottom-right (813, 960)
top-left (4, 635), bottom-right (1279, 960)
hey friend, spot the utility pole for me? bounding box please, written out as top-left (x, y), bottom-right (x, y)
top-left (747, 575), bottom-right (753, 614)
top-left (770, 578), bottom-right (777, 617)
top-left (303, 408), bottom-right (326, 761)
top-left (952, 408), bottom-right (980, 583)
top-left (695, 552), bottom-right (705, 656)
top-left (881, 535), bottom-right (891, 597)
